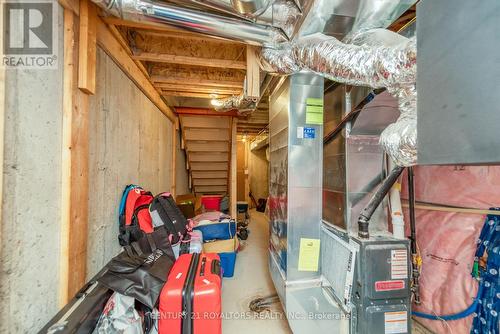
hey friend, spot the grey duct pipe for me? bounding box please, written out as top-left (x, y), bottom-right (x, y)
top-left (178, 0), bottom-right (252, 21)
top-left (181, 0), bottom-right (271, 19)
top-left (92, 0), bottom-right (288, 45)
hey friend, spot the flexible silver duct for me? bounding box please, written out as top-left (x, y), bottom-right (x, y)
top-left (214, 74), bottom-right (273, 114)
top-left (92, 0), bottom-right (288, 45)
top-left (269, 0), bottom-right (301, 38)
top-left (261, 29), bottom-right (417, 166)
top-left (213, 94), bottom-right (257, 112)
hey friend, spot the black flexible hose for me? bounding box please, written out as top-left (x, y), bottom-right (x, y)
top-left (408, 167), bottom-right (417, 255)
top-left (357, 166), bottom-right (405, 238)
top-left (408, 166), bottom-right (421, 304)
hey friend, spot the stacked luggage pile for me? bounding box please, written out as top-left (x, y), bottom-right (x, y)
top-left (41, 185), bottom-right (244, 334)
top-left (192, 211), bottom-right (240, 278)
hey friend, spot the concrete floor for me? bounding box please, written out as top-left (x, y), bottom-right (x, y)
top-left (222, 210), bottom-right (434, 334)
top-left (222, 210), bottom-right (292, 334)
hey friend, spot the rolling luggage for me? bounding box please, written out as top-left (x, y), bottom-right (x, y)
top-left (158, 253), bottom-right (222, 334)
top-left (39, 273), bottom-right (113, 334)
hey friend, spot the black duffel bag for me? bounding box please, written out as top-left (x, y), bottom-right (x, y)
top-left (98, 227), bottom-right (175, 309)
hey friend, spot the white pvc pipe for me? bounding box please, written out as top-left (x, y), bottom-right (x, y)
top-left (388, 157), bottom-right (405, 239)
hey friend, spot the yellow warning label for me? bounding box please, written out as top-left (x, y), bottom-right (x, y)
top-left (298, 238), bottom-right (321, 271)
top-left (305, 98), bottom-right (324, 125)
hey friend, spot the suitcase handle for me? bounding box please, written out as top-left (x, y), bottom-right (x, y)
top-left (199, 257), bottom-right (207, 276)
top-left (211, 260), bottom-right (221, 277)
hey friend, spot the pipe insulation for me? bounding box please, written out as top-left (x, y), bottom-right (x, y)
top-left (92, 0), bottom-right (288, 45)
top-left (261, 29), bottom-right (418, 166)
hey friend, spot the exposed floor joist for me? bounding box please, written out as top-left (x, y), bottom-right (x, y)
top-left (157, 84), bottom-right (241, 95)
top-left (162, 91), bottom-right (232, 99)
top-left (132, 52), bottom-right (247, 70)
top-left (151, 76), bottom-right (244, 88)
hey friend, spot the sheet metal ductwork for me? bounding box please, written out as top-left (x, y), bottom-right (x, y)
top-left (231, 0), bottom-right (271, 16)
top-left (92, 0), bottom-right (288, 45)
top-left (261, 29), bottom-right (417, 166)
top-left (173, 0), bottom-right (301, 38)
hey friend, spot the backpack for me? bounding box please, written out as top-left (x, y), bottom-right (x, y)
top-left (149, 192), bottom-right (190, 245)
top-left (118, 185), bottom-right (154, 246)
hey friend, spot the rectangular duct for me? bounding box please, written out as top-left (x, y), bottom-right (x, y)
top-left (417, 0), bottom-right (500, 164)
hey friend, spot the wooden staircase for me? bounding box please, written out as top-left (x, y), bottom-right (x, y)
top-left (179, 114), bottom-right (234, 195)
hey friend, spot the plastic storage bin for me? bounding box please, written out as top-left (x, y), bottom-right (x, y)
top-left (219, 252), bottom-right (237, 278)
top-left (203, 237), bottom-right (239, 278)
top-left (201, 195), bottom-right (222, 211)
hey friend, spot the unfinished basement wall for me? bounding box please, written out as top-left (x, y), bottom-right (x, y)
top-left (248, 147), bottom-right (269, 202)
top-left (175, 129), bottom-right (190, 196)
top-left (86, 47), bottom-right (175, 278)
top-left (0, 7), bottom-right (64, 333)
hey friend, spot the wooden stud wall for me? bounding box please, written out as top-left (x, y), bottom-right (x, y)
top-left (60, 6), bottom-right (91, 304)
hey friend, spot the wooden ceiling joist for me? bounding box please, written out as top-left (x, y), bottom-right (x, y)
top-left (133, 28), bottom-right (243, 44)
top-left (175, 108), bottom-right (238, 117)
top-left (133, 52), bottom-right (247, 70)
top-left (162, 91), bottom-right (231, 99)
top-left (157, 84), bottom-right (241, 95)
top-left (151, 76), bottom-right (244, 88)
top-left (95, 18), bottom-right (176, 122)
top-left (237, 123), bottom-right (268, 128)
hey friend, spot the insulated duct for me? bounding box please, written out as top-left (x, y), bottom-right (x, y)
top-left (214, 74), bottom-right (273, 114)
top-left (92, 0), bottom-right (288, 45)
top-left (261, 29), bottom-right (417, 166)
top-left (213, 94), bottom-right (257, 113)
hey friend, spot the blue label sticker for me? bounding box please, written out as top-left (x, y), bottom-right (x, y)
top-left (303, 127), bottom-right (316, 139)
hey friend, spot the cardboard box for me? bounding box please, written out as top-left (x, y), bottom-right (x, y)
top-left (175, 193), bottom-right (202, 218)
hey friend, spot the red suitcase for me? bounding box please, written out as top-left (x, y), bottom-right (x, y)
top-left (159, 253), bottom-right (222, 334)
